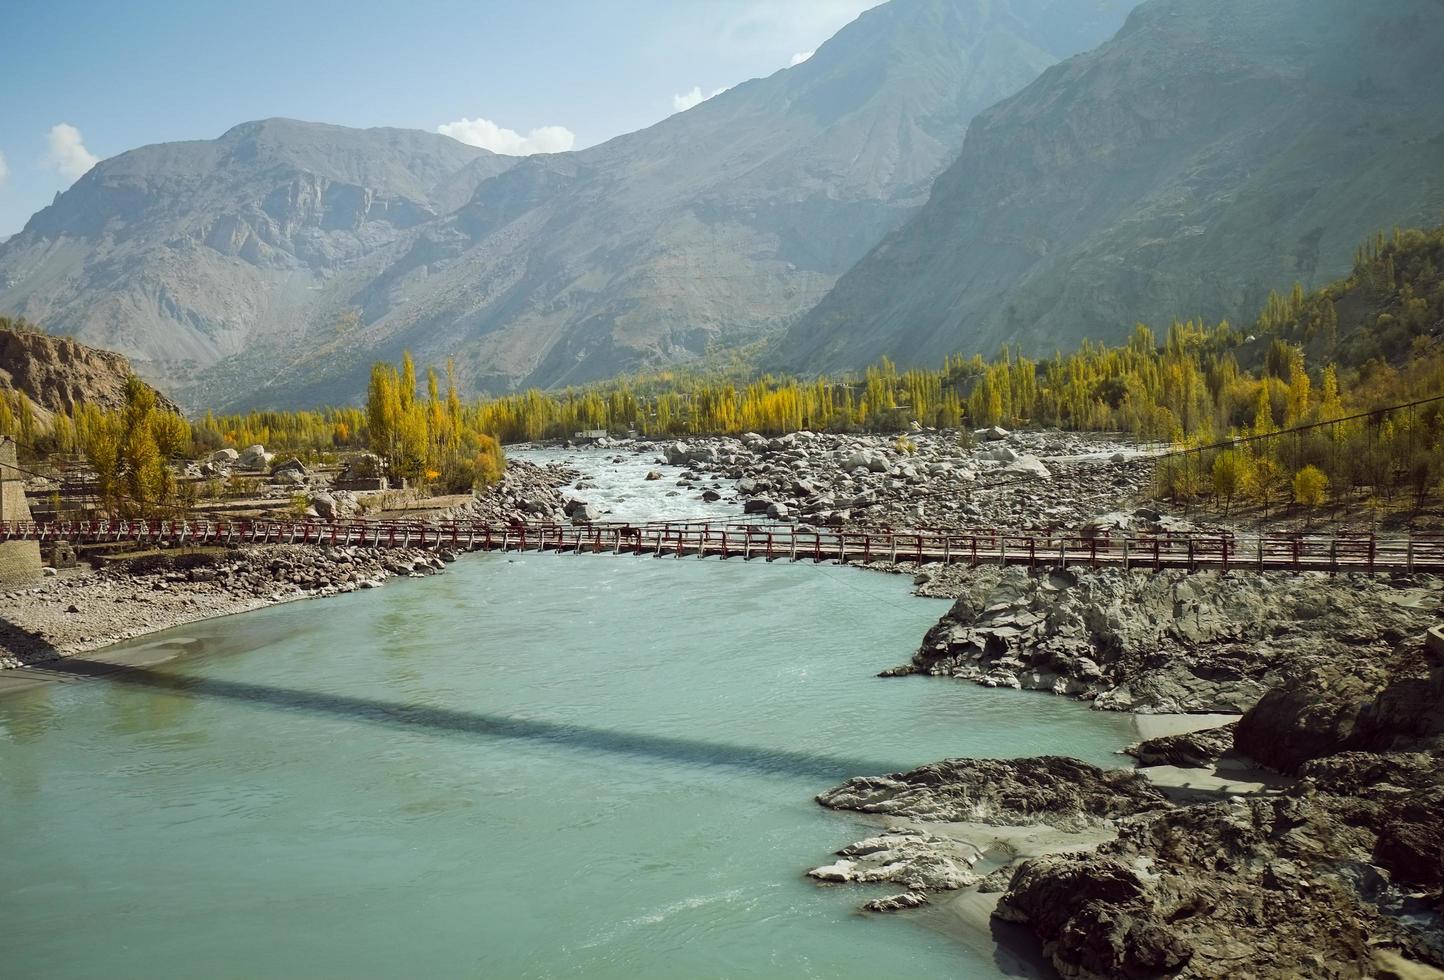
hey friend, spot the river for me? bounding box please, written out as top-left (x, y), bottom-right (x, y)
top-left (0, 450), bottom-right (1138, 978)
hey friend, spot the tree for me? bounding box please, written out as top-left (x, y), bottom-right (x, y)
top-left (1247, 455), bottom-right (1284, 518)
top-left (1293, 465), bottom-right (1328, 509)
top-left (1212, 451), bottom-right (1246, 516)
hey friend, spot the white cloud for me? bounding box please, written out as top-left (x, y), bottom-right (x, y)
top-left (437, 117), bottom-right (575, 156)
top-left (705, 1), bottom-right (883, 57)
top-left (45, 123), bottom-right (100, 181)
top-left (790, 50), bottom-right (815, 66)
top-left (671, 86), bottom-right (729, 114)
top-left (0, 150), bottom-right (9, 186)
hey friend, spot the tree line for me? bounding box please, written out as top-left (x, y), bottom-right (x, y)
top-left (3, 224), bottom-right (1442, 518)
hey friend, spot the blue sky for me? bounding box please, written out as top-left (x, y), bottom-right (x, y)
top-left (0, 0), bottom-right (881, 236)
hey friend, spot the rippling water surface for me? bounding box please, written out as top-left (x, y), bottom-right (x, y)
top-left (1, 474), bottom-right (1137, 979)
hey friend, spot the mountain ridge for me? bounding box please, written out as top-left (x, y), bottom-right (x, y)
top-left (776, 0), bottom-right (1444, 373)
top-left (0, 0), bottom-right (1134, 410)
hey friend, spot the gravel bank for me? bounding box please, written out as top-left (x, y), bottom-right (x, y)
top-left (0, 459), bottom-right (573, 674)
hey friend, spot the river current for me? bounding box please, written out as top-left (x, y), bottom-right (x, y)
top-left (0, 448), bottom-right (1137, 978)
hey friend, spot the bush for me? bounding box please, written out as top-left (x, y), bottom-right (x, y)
top-left (437, 435), bottom-right (506, 493)
top-left (1292, 465), bottom-right (1328, 508)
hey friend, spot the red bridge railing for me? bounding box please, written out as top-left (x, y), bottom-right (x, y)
top-left (4, 519), bottom-right (1443, 575)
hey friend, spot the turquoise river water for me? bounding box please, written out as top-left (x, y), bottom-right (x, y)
top-left (0, 553), bottom-right (1137, 978)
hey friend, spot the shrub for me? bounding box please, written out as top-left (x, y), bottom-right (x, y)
top-left (1292, 465), bottom-right (1328, 508)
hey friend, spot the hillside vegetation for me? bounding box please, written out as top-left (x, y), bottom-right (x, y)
top-left (5, 225), bottom-right (1442, 519)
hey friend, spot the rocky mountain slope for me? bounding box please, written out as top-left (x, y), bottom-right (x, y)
top-left (0, 318), bottom-right (178, 420)
top-left (778, 0), bottom-right (1444, 373)
top-left (0, 0), bottom-right (1133, 410)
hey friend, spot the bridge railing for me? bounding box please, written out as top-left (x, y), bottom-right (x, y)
top-left (5, 519), bottom-right (1444, 574)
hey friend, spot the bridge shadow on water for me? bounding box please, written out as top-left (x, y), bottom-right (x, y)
top-left (21, 654), bottom-right (911, 783)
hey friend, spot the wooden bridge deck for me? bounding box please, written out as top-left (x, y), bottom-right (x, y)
top-left (5, 519), bottom-right (1444, 575)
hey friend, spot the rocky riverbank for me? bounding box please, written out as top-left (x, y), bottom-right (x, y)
top-left (611, 427), bottom-right (1164, 531)
top-left (892, 564), bottom-right (1441, 714)
top-left (811, 570), bottom-right (1444, 977)
top-left (997, 635), bottom-right (1444, 978)
top-left (0, 459), bottom-right (572, 672)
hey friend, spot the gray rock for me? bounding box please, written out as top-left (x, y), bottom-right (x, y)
top-left (236, 444), bottom-right (273, 470)
top-left (997, 454), bottom-right (1051, 481)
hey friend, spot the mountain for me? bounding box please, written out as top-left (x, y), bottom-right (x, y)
top-left (0, 0), bottom-right (1134, 409)
top-left (0, 317), bottom-right (179, 423)
top-left (777, 0), bottom-right (1444, 373)
top-left (0, 119), bottom-right (509, 395)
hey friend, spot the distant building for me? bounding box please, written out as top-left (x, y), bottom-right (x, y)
top-left (0, 436), bottom-right (43, 585)
top-left (573, 429), bottom-right (609, 443)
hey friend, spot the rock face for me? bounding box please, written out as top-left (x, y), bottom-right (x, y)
top-left (809, 829), bottom-right (984, 892)
top-left (819, 756), bottom-right (1168, 833)
top-left (0, 323), bottom-right (179, 420)
top-left (1000, 754), bottom-right (1444, 979)
top-left (996, 644), bottom-right (1444, 979)
top-left (778, 0), bottom-right (1444, 374)
top-left (1235, 640), bottom-right (1444, 774)
top-left (909, 566), bottom-right (1440, 713)
top-left (0, 3), bottom-right (1134, 409)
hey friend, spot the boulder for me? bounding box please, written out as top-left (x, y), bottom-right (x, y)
top-left (978, 426), bottom-right (1011, 441)
top-left (997, 455), bottom-right (1051, 481)
top-left (236, 444), bottom-right (273, 470)
top-left (208, 447), bottom-right (240, 465)
top-left (310, 493), bottom-right (340, 520)
top-left (767, 501), bottom-right (791, 520)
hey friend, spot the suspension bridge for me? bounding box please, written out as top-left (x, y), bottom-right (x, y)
top-left (4, 518), bottom-right (1442, 575)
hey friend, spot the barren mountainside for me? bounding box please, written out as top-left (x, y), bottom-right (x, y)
top-left (777, 0), bottom-right (1444, 373)
top-left (0, 322), bottom-right (179, 419)
top-left (0, 0), bottom-right (1133, 410)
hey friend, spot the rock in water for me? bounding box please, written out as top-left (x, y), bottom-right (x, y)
top-left (817, 756), bottom-right (1169, 833)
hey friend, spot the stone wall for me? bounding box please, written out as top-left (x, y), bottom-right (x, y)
top-left (0, 436), bottom-right (43, 585)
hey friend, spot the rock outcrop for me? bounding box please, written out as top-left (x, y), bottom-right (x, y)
top-left (0, 323), bottom-right (179, 420)
top-left (1235, 638), bottom-right (1444, 773)
top-left (996, 642), bottom-right (1444, 978)
top-left (818, 756), bottom-right (1169, 833)
top-left (907, 566), bottom-right (1439, 713)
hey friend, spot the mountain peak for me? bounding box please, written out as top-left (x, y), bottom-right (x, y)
top-left (0, 0), bottom-right (1136, 410)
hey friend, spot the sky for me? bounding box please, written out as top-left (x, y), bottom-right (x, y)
top-left (0, 0), bottom-right (883, 237)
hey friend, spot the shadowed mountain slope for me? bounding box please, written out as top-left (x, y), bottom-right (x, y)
top-left (777, 0), bottom-right (1444, 373)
